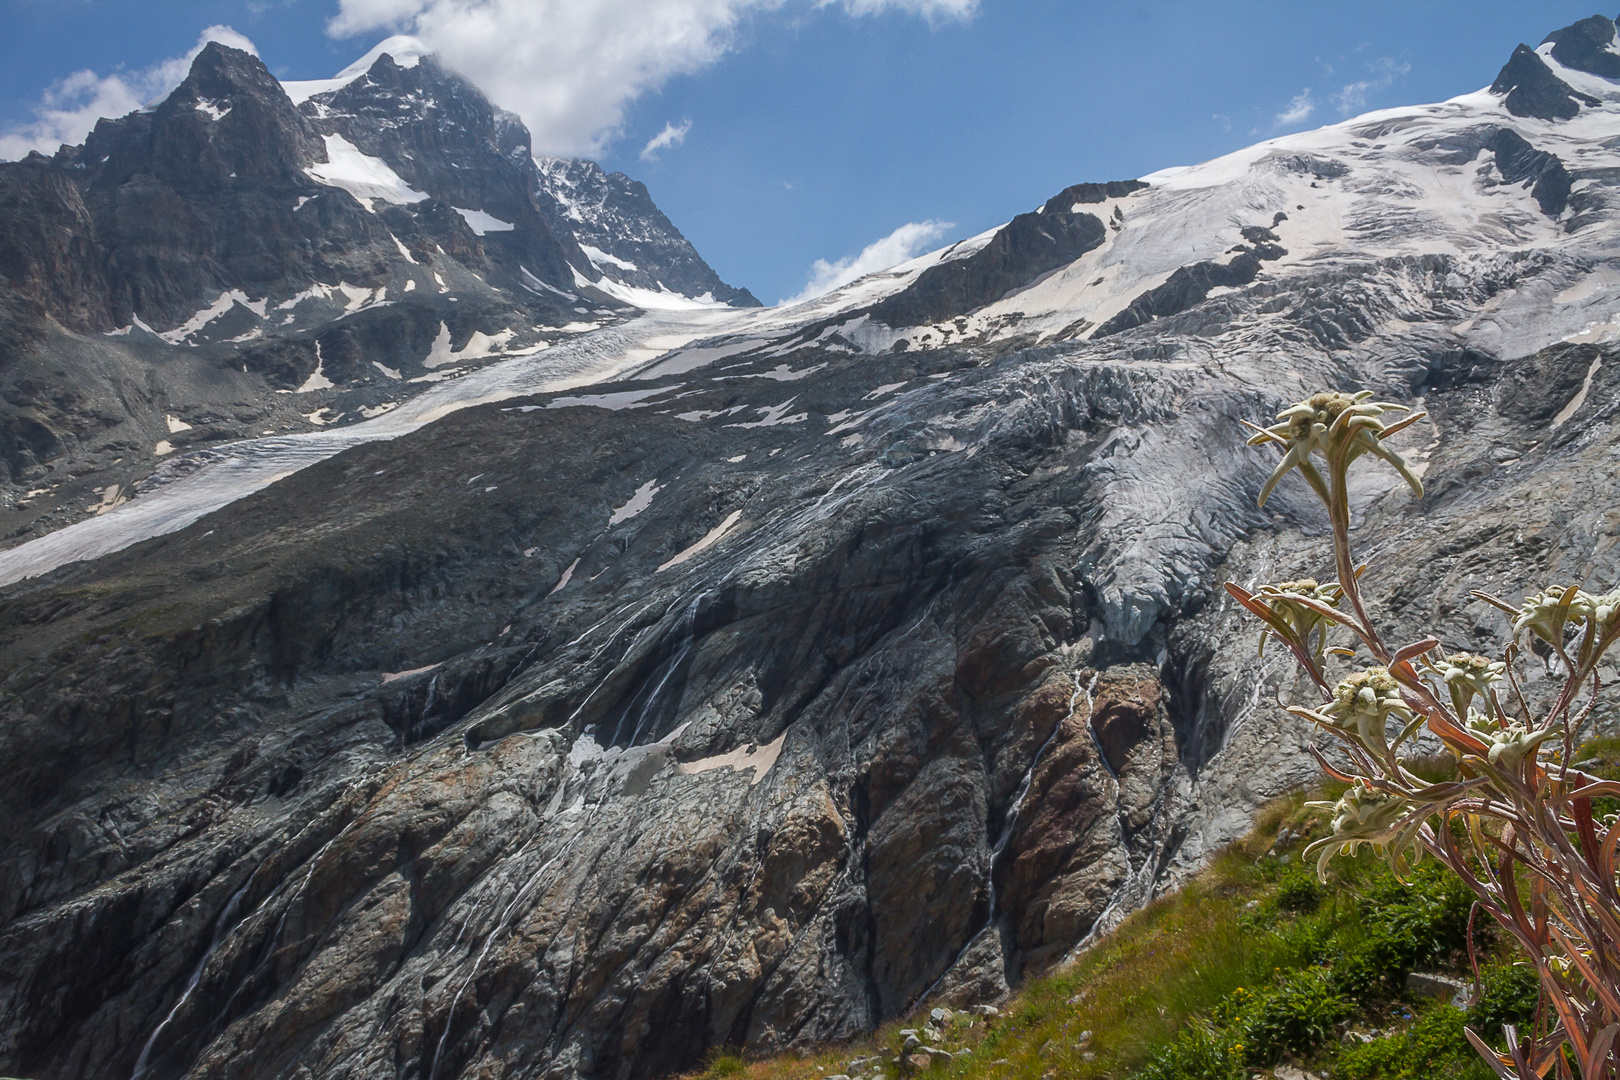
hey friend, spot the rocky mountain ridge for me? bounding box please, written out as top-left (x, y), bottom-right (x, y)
top-left (0, 39), bottom-right (753, 552)
top-left (3, 13), bottom-right (1620, 1080)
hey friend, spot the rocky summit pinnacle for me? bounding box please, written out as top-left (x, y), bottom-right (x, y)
top-left (4, 12), bottom-right (1620, 1080)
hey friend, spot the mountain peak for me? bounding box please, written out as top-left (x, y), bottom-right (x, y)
top-left (336, 34), bottom-right (429, 81)
top-left (1542, 13), bottom-right (1620, 78)
top-left (179, 40), bottom-right (283, 101)
top-left (1490, 41), bottom-right (1603, 120)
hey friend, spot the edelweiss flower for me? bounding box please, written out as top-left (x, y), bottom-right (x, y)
top-left (1247, 390), bottom-right (1424, 507)
top-left (1513, 587), bottom-right (1594, 645)
top-left (1591, 590), bottom-right (1620, 632)
top-left (1320, 667), bottom-right (1416, 755)
top-left (1463, 709), bottom-right (1562, 771)
top-left (1431, 652), bottom-right (1506, 711)
top-left (1305, 782), bottom-right (1419, 879)
top-left (1256, 578), bottom-right (1343, 660)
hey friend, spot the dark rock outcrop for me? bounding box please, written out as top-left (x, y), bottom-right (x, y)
top-left (306, 53), bottom-right (584, 288)
top-left (1040, 180), bottom-right (1149, 214)
top-left (1490, 43), bottom-right (1601, 121)
top-left (1543, 14), bottom-right (1620, 79)
top-left (871, 204), bottom-right (1109, 327)
top-left (1094, 240), bottom-right (1286, 337)
top-left (0, 40), bottom-right (754, 546)
top-left (1488, 128), bottom-right (1573, 217)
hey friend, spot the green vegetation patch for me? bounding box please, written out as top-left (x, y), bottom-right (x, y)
top-left (683, 789), bottom-right (1542, 1080)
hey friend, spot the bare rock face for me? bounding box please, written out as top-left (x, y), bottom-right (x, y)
top-left (533, 157), bottom-right (761, 307)
top-left (0, 160), bottom-right (116, 333)
top-left (4, 12), bottom-right (1620, 1080)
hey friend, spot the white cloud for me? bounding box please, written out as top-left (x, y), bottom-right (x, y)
top-left (329, 0), bottom-right (781, 155)
top-left (329, 0), bottom-right (977, 156)
top-left (640, 119), bottom-right (692, 161)
top-left (825, 0), bottom-right (978, 22)
top-left (1332, 57), bottom-right (1410, 115)
top-left (1273, 89), bottom-right (1315, 129)
top-left (0, 26), bottom-right (257, 161)
top-left (784, 219), bottom-right (952, 305)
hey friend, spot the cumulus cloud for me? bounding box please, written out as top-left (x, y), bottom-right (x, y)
top-left (640, 119), bottom-right (692, 161)
top-left (328, 0), bottom-right (976, 156)
top-left (0, 26), bottom-right (257, 161)
top-left (1273, 89), bottom-right (1315, 129)
top-left (784, 219), bottom-right (952, 305)
top-left (1333, 57), bottom-right (1411, 115)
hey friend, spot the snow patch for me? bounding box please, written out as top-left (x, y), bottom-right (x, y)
top-left (609, 480), bottom-right (661, 525)
top-left (547, 387), bottom-right (672, 411)
top-left (659, 510), bottom-right (744, 572)
top-left (422, 323), bottom-right (455, 368)
top-left (726, 399), bottom-right (808, 429)
top-left (381, 660), bottom-right (440, 685)
top-left (165, 415), bottom-right (192, 433)
top-left (454, 207), bottom-right (515, 234)
top-left (1552, 354), bottom-right (1604, 430)
top-left (283, 35), bottom-right (427, 105)
top-left (580, 244), bottom-right (639, 273)
top-left (338, 283), bottom-right (375, 311)
top-left (296, 344), bottom-right (335, 392)
top-left (159, 290), bottom-right (265, 343)
top-left (548, 557), bottom-right (579, 595)
top-left (754, 363), bottom-right (824, 382)
top-left (456, 329), bottom-right (516, 358)
top-left (90, 484), bottom-right (126, 515)
top-left (673, 728), bottom-right (783, 784)
top-left (635, 340), bottom-right (762, 379)
top-left (306, 134), bottom-right (427, 208)
top-left (571, 267), bottom-right (729, 311)
top-left (276, 284), bottom-right (331, 311)
top-left (520, 266), bottom-right (576, 300)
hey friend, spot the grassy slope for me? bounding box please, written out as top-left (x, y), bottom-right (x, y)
top-left (687, 789), bottom-right (1543, 1080)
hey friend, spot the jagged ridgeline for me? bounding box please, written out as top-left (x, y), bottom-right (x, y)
top-left (0, 38), bottom-right (758, 550)
top-left (2, 13), bottom-right (1620, 1080)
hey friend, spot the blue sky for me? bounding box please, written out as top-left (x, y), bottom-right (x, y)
top-left (0, 1), bottom-right (1604, 303)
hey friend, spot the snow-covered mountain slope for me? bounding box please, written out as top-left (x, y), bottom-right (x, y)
top-left (7, 14), bottom-right (1620, 1080)
top-left (739, 72), bottom-right (1606, 359)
